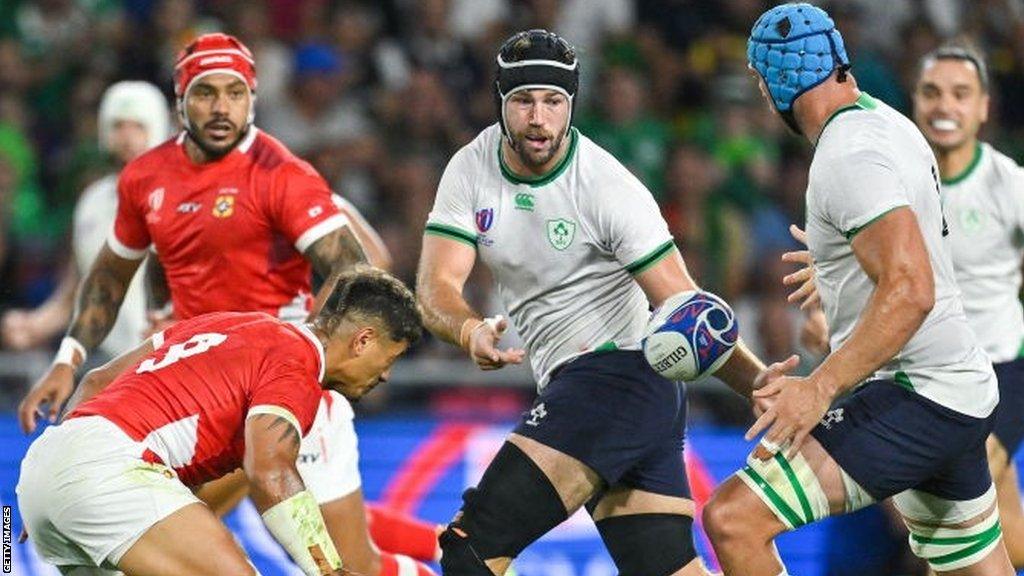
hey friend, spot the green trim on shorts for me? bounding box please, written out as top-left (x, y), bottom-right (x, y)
top-left (894, 371), bottom-right (915, 391)
top-left (919, 522), bottom-right (1002, 566)
top-left (774, 453), bottom-right (814, 524)
top-left (740, 465), bottom-right (804, 528)
top-left (425, 223), bottom-right (478, 248)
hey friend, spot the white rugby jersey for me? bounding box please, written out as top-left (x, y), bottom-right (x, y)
top-left (74, 173), bottom-right (148, 357)
top-left (941, 142), bottom-right (1024, 364)
top-left (806, 93), bottom-right (997, 418)
top-left (426, 124), bottom-right (674, 387)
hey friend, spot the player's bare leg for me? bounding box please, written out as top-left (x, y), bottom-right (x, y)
top-left (116, 502), bottom-right (255, 576)
top-left (321, 488), bottom-right (381, 575)
top-left (469, 433), bottom-right (603, 575)
top-left (590, 486), bottom-right (713, 575)
top-left (198, 469), bottom-right (435, 575)
top-left (703, 438), bottom-right (850, 576)
top-left (986, 436), bottom-right (1024, 568)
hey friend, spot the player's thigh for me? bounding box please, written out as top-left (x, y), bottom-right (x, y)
top-left (320, 488), bottom-right (379, 575)
top-left (508, 433), bottom-right (603, 511)
top-left (116, 502), bottom-right (255, 576)
top-left (709, 434), bottom-right (854, 538)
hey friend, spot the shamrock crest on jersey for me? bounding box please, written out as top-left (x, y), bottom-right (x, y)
top-left (546, 218), bottom-right (575, 250)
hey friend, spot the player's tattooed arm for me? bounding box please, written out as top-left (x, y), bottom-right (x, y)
top-left (243, 411), bottom-right (306, 512)
top-left (144, 253), bottom-right (170, 310)
top-left (304, 226), bottom-right (369, 281)
top-left (68, 244), bottom-right (143, 350)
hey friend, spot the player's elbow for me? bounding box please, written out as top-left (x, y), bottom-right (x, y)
top-left (245, 462), bottom-right (305, 511)
top-left (889, 269), bottom-right (934, 323)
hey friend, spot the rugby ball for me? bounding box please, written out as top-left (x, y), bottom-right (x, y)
top-left (643, 290), bottom-right (739, 381)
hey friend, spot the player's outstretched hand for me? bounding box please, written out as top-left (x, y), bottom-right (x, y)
top-left (746, 372), bottom-right (833, 461)
top-left (781, 225), bottom-right (820, 310)
top-left (18, 364), bottom-right (75, 434)
top-left (467, 315), bottom-right (526, 371)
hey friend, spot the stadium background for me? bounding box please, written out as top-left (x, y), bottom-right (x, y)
top-left (1, 0), bottom-right (1023, 574)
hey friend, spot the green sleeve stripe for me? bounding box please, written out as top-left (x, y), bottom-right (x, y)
top-left (843, 206), bottom-right (906, 240)
top-left (774, 453), bottom-right (814, 525)
top-left (425, 223), bottom-right (477, 247)
top-left (626, 240), bottom-right (676, 275)
top-left (740, 466), bottom-right (805, 529)
top-left (921, 523), bottom-right (1002, 566)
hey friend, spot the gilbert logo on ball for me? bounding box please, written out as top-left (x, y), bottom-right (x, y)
top-left (643, 290), bottom-right (739, 381)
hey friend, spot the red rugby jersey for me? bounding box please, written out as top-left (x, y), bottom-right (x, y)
top-left (109, 129), bottom-right (348, 321)
top-left (67, 311), bottom-right (326, 486)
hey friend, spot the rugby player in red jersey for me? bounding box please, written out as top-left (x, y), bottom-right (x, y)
top-left (18, 33), bottom-right (439, 576)
top-left (18, 269), bottom-right (421, 576)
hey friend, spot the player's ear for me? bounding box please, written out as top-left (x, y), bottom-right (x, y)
top-left (350, 326), bottom-right (378, 356)
top-left (979, 92), bottom-right (990, 124)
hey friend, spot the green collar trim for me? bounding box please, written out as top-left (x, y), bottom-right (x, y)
top-left (817, 92), bottom-right (877, 143)
top-left (499, 128), bottom-right (578, 188)
top-left (941, 142), bottom-right (983, 186)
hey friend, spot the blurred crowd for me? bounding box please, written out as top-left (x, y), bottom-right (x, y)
top-left (3, 0), bottom-right (1024, 377)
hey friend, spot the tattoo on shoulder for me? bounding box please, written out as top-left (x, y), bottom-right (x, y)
top-left (306, 227), bottom-right (367, 278)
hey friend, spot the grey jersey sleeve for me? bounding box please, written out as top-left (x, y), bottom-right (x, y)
top-left (592, 165), bottom-right (675, 274)
top-left (823, 146), bottom-right (912, 238)
top-left (425, 148), bottom-right (478, 247)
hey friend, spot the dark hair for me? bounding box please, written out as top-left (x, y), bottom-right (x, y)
top-left (317, 267), bottom-right (423, 345)
top-left (918, 41), bottom-right (989, 93)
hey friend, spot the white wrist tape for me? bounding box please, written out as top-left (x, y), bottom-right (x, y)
top-left (261, 490), bottom-right (342, 576)
top-left (54, 337), bottom-right (87, 368)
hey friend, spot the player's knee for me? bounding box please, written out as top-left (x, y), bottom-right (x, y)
top-left (595, 513), bottom-right (695, 576)
top-left (701, 492), bottom-right (736, 543)
top-left (442, 442), bottom-right (569, 567)
top-left (438, 525), bottom-right (494, 575)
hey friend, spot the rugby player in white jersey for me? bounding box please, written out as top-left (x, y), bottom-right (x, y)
top-left (416, 29), bottom-right (785, 576)
top-left (0, 81), bottom-right (168, 358)
top-left (912, 44), bottom-right (1024, 569)
top-left (701, 4), bottom-right (1013, 575)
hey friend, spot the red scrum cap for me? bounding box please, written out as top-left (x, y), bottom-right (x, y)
top-left (173, 33), bottom-right (257, 100)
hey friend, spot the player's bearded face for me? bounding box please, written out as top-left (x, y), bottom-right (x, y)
top-left (506, 89), bottom-right (570, 168)
top-left (913, 60), bottom-right (989, 153)
top-left (184, 74), bottom-right (252, 159)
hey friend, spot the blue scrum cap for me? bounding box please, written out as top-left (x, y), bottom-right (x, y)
top-left (747, 3), bottom-right (850, 133)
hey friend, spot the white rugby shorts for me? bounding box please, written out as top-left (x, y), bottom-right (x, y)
top-left (16, 416), bottom-right (199, 571)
